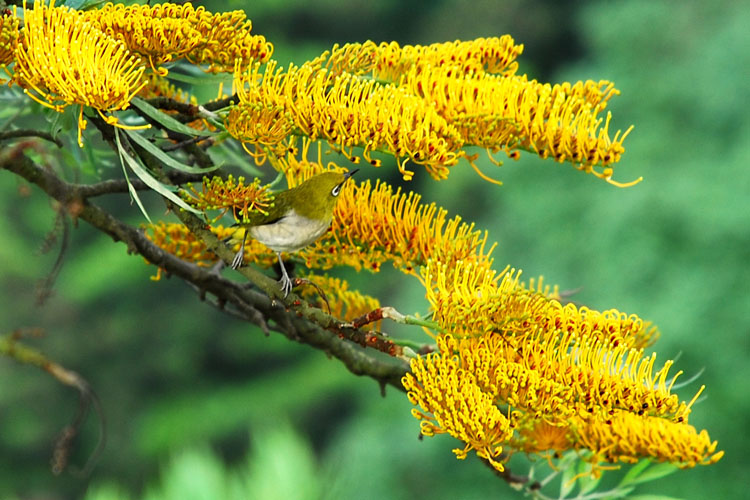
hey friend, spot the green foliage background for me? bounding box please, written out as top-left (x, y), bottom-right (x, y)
top-left (1, 0), bottom-right (747, 498)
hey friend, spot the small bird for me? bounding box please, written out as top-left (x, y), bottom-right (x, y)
top-left (231, 169), bottom-right (358, 297)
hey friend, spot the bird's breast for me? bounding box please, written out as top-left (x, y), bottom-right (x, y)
top-left (249, 209), bottom-right (331, 253)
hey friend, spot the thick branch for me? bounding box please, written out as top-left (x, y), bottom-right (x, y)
top-left (0, 150), bottom-right (409, 390)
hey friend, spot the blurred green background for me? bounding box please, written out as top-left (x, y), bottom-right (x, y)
top-left (1, 0), bottom-right (748, 498)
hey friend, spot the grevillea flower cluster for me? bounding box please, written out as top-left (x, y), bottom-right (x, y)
top-left (228, 35), bottom-right (636, 185)
top-left (182, 175), bottom-right (275, 223)
top-left (12, 0), bottom-right (147, 145)
top-left (3, 1), bottom-right (273, 146)
top-left (297, 274), bottom-right (381, 324)
top-left (143, 222), bottom-right (276, 280)
top-left (403, 332), bottom-right (722, 473)
top-left (81, 2), bottom-right (272, 74)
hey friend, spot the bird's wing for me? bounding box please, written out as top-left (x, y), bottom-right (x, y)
top-left (234, 191), bottom-right (290, 227)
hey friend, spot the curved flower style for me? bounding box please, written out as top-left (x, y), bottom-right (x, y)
top-left (227, 35), bottom-right (634, 184)
top-left (298, 273), bottom-right (381, 324)
top-left (144, 222), bottom-right (276, 280)
top-left (423, 259), bottom-right (659, 349)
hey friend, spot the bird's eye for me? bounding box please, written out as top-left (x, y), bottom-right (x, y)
top-left (331, 184), bottom-right (342, 196)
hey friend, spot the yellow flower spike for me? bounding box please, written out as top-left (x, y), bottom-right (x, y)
top-left (182, 175), bottom-right (275, 223)
top-left (406, 330), bottom-right (719, 468)
top-left (298, 176), bottom-right (495, 275)
top-left (423, 259), bottom-right (659, 349)
top-left (13, 0), bottom-right (146, 146)
top-left (225, 102), bottom-right (294, 149)
top-left (402, 67), bottom-right (633, 181)
top-left (402, 352), bottom-right (512, 471)
top-left (512, 416), bottom-right (573, 454)
top-left (370, 37), bottom-right (524, 82)
top-left (573, 410), bottom-right (723, 467)
top-left (0, 9), bottom-right (19, 69)
top-left (83, 2), bottom-right (272, 74)
top-left (233, 61), bottom-right (465, 180)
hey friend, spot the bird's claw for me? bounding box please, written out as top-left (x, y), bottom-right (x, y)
top-left (279, 275), bottom-right (293, 298)
top-left (231, 250), bottom-right (244, 270)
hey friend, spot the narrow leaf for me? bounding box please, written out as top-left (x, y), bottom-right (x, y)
top-left (600, 486), bottom-right (636, 500)
top-left (627, 462), bottom-right (679, 485)
top-left (166, 71), bottom-right (230, 86)
top-left (115, 131), bottom-right (202, 215)
top-left (624, 495), bottom-right (684, 500)
top-left (125, 128), bottom-right (220, 174)
top-left (577, 464), bottom-right (602, 496)
top-left (620, 459), bottom-right (652, 486)
top-left (559, 459), bottom-right (577, 498)
top-left (116, 132), bottom-right (152, 223)
top-left (130, 97), bottom-right (214, 137)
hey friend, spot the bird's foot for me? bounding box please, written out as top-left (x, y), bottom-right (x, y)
top-left (230, 249), bottom-right (244, 270)
top-left (279, 274), bottom-right (294, 298)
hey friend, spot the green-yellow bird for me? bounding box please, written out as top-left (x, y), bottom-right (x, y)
top-left (231, 169), bottom-right (358, 296)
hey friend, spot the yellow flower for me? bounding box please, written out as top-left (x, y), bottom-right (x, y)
top-left (225, 102), bottom-right (294, 153)
top-left (513, 418), bottom-right (573, 453)
top-left (573, 410), bottom-right (723, 467)
top-left (83, 2), bottom-right (272, 74)
top-left (0, 9), bottom-right (19, 68)
top-left (182, 175), bottom-right (275, 223)
top-left (423, 259), bottom-right (658, 349)
top-left (309, 37), bottom-right (524, 82)
top-left (13, 0), bottom-right (147, 146)
top-left (299, 176), bottom-right (494, 276)
top-left (403, 348), bottom-right (512, 472)
top-left (233, 61), bottom-right (464, 180)
top-left (405, 331), bottom-right (720, 471)
top-left (404, 67), bottom-right (634, 183)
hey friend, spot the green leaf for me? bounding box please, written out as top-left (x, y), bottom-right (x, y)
top-left (600, 486), bottom-right (636, 500)
top-left (115, 130), bottom-right (202, 216)
top-left (124, 128), bottom-right (221, 174)
top-left (166, 71), bottom-right (231, 86)
top-left (118, 146), bottom-right (152, 224)
top-left (559, 458), bottom-right (577, 498)
top-left (130, 97), bottom-right (215, 137)
top-left (620, 458), bottom-right (652, 486)
top-left (63, 0), bottom-right (107, 10)
top-left (627, 462), bottom-right (679, 486)
top-left (624, 495), bottom-right (684, 500)
top-left (577, 462), bottom-right (602, 495)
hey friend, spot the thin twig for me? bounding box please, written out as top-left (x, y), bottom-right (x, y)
top-left (0, 129), bottom-right (64, 148)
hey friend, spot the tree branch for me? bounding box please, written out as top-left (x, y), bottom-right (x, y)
top-left (0, 148), bottom-right (409, 391)
top-left (0, 129), bottom-right (64, 147)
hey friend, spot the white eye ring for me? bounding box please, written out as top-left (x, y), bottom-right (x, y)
top-left (331, 184), bottom-right (342, 196)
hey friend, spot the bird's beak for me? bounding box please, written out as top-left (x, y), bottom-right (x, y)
top-left (344, 168), bottom-right (359, 181)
